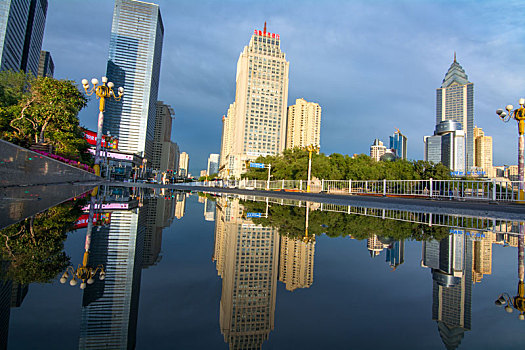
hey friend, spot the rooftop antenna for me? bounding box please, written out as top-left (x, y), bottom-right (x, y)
top-left (454, 51), bottom-right (457, 62)
top-left (264, 21), bottom-right (267, 34)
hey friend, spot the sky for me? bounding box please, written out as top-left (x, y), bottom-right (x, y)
top-left (42, 0), bottom-right (525, 176)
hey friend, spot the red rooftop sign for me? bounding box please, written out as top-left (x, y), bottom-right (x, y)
top-left (254, 29), bottom-right (279, 40)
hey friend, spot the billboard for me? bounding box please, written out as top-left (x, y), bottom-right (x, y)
top-left (83, 129), bottom-right (118, 149)
top-left (74, 212), bottom-right (111, 229)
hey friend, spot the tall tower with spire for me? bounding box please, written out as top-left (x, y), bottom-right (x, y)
top-left (436, 54), bottom-right (474, 170)
top-left (219, 23), bottom-right (290, 179)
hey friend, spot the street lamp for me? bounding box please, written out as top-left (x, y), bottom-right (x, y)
top-left (304, 145), bottom-right (319, 193)
top-left (496, 100), bottom-right (525, 201)
top-left (81, 76), bottom-right (124, 177)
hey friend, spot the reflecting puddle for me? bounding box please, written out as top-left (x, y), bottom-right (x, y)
top-left (0, 186), bottom-right (524, 349)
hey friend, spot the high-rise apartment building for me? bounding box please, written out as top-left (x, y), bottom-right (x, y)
top-left (104, 0), bottom-right (164, 160)
top-left (37, 50), bottom-right (53, 77)
top-left (178, 152), bottom-right (189, 178)
top-left (390, 129), bottom-right (407, 160)
top-left (151, 101), bottom-right (175, 172)
top-left (168, 142), bottom-right (179, 174)
top-left (207, 153), bottom-right (219, 176)
top-left (436, 55), bottom-right (474, 170)
top-left (473, 126), bottom-right (493, 176)
top-left (219, 24), bottom-right (290, 179)
top-left (0, 0), bottom-right (47, 76)
top-left (370, 139), bottom-right (386, 161)
top-left (285, 98), bottom-right (321, 150)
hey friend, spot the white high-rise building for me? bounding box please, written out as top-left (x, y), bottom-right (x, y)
top-left (104, 0), bottom-right (164, 160)
top-left (286, 98), bottom-right (321, 150)
top-left (219, 23), bottom-right (289, 179)
top-left (178, 152), bottom-right (189, 178)
top-left (207, 153), bottom-right (219, 176)
top-left (370, 139), bottom-right (386, 161)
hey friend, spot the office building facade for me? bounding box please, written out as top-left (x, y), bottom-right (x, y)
top-left (424, 121), bottom-right (465, 172)
top-left (151, 101), bottom-right (175, 172)
top-left (436, 55), bottom-right (474, 170)
top-left (390, 129), bottom-right (407, 159)
top-left (104, 0), bottom-right (164, 160)
top-left (285, 98), bottom-right (321, 150)
top-left (0, 0), bottom-right (47, 76)
top-left (219, 24), bottom-right (289, 179)
top-left (37, 49), bottom-right (52, 77)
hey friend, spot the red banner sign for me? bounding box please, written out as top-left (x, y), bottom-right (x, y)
top-left (83, 129), bottom-right (118, 149)
top-left (74, 213), bottom-right (111, 229)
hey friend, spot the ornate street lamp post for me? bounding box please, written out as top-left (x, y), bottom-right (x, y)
top-left (60, 189), bottom-right (105, 289)
top-left (304, 145), bottom-right (319, 193)
top-left (496, 100), bottom-right (525, 201)
top-left (81, 77), bottom-right (124, 177)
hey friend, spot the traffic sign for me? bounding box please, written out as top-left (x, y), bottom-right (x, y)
top-left (250, 162), bottom-right (265, 169)
top-left (246, 212), bottom-right (262, 218)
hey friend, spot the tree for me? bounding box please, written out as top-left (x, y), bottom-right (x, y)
top-left (243, 149), bottom-right (451, 181)
top-left (0, 200), bottom-right (85, 284)
top-left (0, 71), bottom-right (90, 162)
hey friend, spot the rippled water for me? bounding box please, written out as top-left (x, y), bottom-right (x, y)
top-left (1, 187), bottom-right (525, 349)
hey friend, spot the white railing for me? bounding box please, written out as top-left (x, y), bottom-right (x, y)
top-left (182, 178), bottom-right (523, 203)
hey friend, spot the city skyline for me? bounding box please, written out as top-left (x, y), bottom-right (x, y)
top-left (41, 0), bottom-right (524, 175)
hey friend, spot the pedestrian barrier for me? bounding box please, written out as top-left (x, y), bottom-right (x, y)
top-left (185, 178), bottom-right (523, 203)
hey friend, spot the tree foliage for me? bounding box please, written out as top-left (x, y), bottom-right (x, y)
top-left (0, 200), bottom-right (84, 284)
top-left (241, 200), bottom-right (451, 242)
top-left (0, 71), bottom-right (90, 162)
top-left (243, 148), bottom-right (451, 180)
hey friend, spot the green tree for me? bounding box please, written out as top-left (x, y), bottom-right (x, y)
top-left (0, 200), bottom-right (84, 284)
top-left (0, 72), bottom-right (90, 162)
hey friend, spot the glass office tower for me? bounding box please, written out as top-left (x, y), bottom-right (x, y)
top-left (104, 0), bottom-right (164, 160)
top-left (0, 0), bottom-right (47, 76)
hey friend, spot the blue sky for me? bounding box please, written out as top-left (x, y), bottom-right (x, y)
top-left (43, 0), bottom-right (525, 175)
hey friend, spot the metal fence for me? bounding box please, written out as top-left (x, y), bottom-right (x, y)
top-left (184, 178), bottom-right (523, 203)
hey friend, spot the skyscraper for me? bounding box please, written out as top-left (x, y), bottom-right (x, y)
top-left (219, 23), bottom-right (290, 179)
top-left (286, 98), bottom-right (321, 150)
top-left (104, 0), bottom-right (164, 160)
top-left (151, 101), bottom-right (175, 172)
top-left (0, 0), bottom-right (47, 76)
top-left (37, 50), bottom-right (53, 77)
top-left (474, 126), bottom-right (493, 176)
top-left (389, 129), bottom-right (407, 159)
top-left (436, 54), bottom-right (474, 170)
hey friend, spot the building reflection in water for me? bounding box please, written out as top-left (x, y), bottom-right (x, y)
top-left (213, 197), bottom-right (279, 349)
top-left (422, 232), bottom-right (473, 350)
top-left (367, 235), bottom-right (405, 271)
top-left (78, 190), bottom-right (175, 349)
top-left (0, 267), bottom-right (28, 350)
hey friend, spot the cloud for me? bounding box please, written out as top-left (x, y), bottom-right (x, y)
top-left (43, 0), bottom-right (525, 173)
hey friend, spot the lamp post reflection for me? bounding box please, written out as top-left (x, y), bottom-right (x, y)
top-left (60, 188), bottom-right (105, 289)
top-left (495, 223), bottom-right (525, 320)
